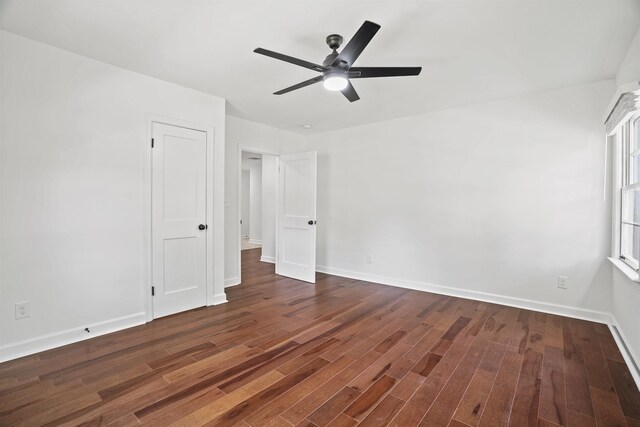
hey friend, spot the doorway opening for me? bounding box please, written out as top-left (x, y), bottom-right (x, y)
top-left (241, 152), bottom-right (263, 251)
top-left (236, 148), bottom-right (318, 286)
top-left (238, 150), bottom-right (279, 284)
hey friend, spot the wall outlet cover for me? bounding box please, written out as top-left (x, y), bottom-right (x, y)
top-left (15, 302), bottom-right (30, 319)
top-left (558, 276), bottom-right (568, 289)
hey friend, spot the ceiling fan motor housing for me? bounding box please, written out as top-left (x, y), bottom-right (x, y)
top-left (326, 34), bottom-right (343, 50)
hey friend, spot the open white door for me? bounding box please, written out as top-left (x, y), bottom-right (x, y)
top-left (277, 151), bottom-right (317, 283)
top-left (152, 122), bottom-right (207, 318)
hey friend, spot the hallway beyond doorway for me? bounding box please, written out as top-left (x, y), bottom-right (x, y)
top-left (242, 237), bottom-right (261, 251)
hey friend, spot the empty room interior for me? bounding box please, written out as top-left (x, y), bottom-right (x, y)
top-left (2, 0), bottom-right (640, 426)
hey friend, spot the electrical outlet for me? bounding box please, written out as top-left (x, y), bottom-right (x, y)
top-left (558, 276), bottom-right (568, 289)
top-left (15, 302), bottom-right (30, 319)
top-left (367, 254), bottom-right (374, 263)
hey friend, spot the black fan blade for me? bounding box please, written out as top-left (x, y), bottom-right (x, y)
top-left (341, 81), bottom-right (360, 102)
top-left (274, 76), bottom-right (323, 95)
top-left (349, 67), bottom-right (422, 78)
top-left (332, 21), bottom-right (381, 67)
top-left (254, 48), bottom-right (325, 72)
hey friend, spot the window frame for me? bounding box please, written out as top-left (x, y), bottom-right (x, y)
top-left (619, 114), bottom-right (640, 271)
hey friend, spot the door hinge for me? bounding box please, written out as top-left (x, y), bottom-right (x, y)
top-left (151, 286), bottom-right (155, 296)
top-left (151, 138), bottom-right (154, 148)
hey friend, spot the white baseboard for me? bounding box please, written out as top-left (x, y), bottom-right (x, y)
top-left (1, 291), bottom-right (230, 363)
top-left (225, 277), bottom-right (240, 288)
top-left (211, 292), bottom-right (228, 305)
top-left (248, 239), bottom-right (262, 245)
top-left (260, 255), bottom-right (275, 264)
top-left (608, 316), bottom-right (640, 391)
top-left (0, 312), bottom-right (146, 363)
top-left (315, 265), bottom-right (613, 324)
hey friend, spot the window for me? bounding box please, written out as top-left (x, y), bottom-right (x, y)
top-left (620, 116), bottom-right (640, 270)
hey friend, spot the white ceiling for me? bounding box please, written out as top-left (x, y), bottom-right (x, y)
top-left (1, 0), bottom-right (639, 134)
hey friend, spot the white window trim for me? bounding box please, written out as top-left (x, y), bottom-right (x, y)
top-left (610, 132), bottom-right (639, 280)
top-left (608, 257), bottom-right (640, 282)
top-left (608, 82), bottom-right (640, 282)
top-left (619, 119), bottom-right (640, 271)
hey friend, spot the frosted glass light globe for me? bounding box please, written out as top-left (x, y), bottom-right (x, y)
top-left (323, 74), bottom-right (348, 91)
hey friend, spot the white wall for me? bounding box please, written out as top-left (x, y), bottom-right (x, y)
top-left (616, 26), bottom-right (640, 87)
top-left (611, 268), bottom-right (640, 366)
top-left (306, 80), bottom-right (615, 316)
top-left (261, 155), bottom-right (278, 262)
top-left (241, 170), bottom-right (250, 237)
top-left (0, 31), bottom-right (226, 361)
top-left (249, 161), bottom-right (262, 243)
top-left (224, 116), bottom-right (305, 286)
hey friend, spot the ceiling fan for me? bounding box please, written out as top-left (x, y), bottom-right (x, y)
top-left (254, 20), bottom-right (422, 102)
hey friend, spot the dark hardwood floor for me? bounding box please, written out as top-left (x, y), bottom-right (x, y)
top-left (1, 248), bottom-right (639, 426)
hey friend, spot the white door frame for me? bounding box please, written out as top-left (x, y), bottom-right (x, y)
top-left (144, 114), bottom-right (225, 322)
top-left (236, 145), bottom-right (280, 286)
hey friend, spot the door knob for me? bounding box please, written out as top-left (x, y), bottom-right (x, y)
top-left (308, 220), bottom-right (317, 225)
top-left (198, 224), bottom-right (207, 230)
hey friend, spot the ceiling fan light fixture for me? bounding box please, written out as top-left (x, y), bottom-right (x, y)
top-left (323, 72), bottom-right (348, 91)
top-left (254, 20), bottom-right (421, 102)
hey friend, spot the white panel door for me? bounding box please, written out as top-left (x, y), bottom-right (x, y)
top-left (152, 123), bottom-right (207, 318)
top-left (277, 151), bottom-right (317, 283)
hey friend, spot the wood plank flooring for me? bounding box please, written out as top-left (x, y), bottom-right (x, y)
top-left (1, 248), bottom-right (639, 426)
